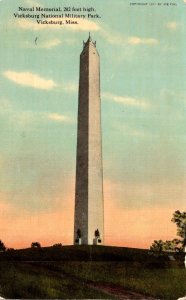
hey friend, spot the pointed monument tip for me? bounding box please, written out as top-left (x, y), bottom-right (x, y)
top-left (87, 32), bottom-right (92, 42)
top-left (83, 33), bottom-right (96, 49)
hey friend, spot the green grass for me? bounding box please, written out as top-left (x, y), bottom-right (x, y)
top-left (0, 261), bottom-right (114, 299)
top-left (0, 246), bottom-right (185, 299)
top-left (38, 261), bottom-right (186, 300)
top-left (1, 261), bottom-right (184, 299)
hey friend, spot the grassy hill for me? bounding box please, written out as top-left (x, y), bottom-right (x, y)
top-left (0, 245), bottom-right (184, 263)
top-left (0, 245), bottom-right (185, 299)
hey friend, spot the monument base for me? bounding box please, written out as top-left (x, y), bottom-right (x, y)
top-left (75, 238), bottom-right (82, 245)
top-left (93, 237), bottom-right (102, 245)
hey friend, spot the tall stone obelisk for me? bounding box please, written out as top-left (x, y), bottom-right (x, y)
top-left (74, 35), bottom-right (104, 245)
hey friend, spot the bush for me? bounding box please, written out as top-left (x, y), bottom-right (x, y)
top-left (52, 243), bottom-right (63, 248)
top-left (0, 240), bottom-right (6, 252)
top-left (31, 242), bottom-right (41, 248)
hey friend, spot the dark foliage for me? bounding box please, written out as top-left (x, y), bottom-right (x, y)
top-left (0, 240), bottom-right (6, 252)
top-left (31, 242), bottom-right (41, 248)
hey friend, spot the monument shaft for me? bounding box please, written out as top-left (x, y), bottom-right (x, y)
top-left (74, 37), bottom-right (104, 245)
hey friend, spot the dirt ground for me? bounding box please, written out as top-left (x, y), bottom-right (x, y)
top-left (89, 282), bottom-right (159, 300)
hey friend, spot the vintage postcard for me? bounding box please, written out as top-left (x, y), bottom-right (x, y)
top-left (0, 0), bottom-right (185, 299)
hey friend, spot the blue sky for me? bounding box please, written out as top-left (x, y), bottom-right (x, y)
top-left (0, 0), bottom-right (186, 248)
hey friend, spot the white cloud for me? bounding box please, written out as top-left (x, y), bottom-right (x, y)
top-left (4, 70), bottom-right (57, 90)
top-left (100, 26), bottom-right (158, 47)
top-left (24, 0), bottom-right (42, 6)
top-left (0, 98), bottom-right (12, 112)
top-left (166, 22), bottom-right (179, 30)
top-left (67, 19), bottom-right (100, 31)
top-left (22, 37), bottom-right (77, 49)
top-left (36, 38), bottom-right (61, 49)
top-left (17, 19), bottom-right (44, 31)
top-left (116, 124), bottom-right (145, 137)
top-left (103, 92), bottom-right (149, 109)
top-left (126, 128), bottom-right (145, 137)
top-left (47, 113), bottom-right (70, 122)
top-left (0, 99), bottom-right (72, 125)
top-left (100, 29), bottom-right (126, 45)
top-left (63, 82), bottom-right (77, 93)
top-left (128, 36), bottom-right (158, 45)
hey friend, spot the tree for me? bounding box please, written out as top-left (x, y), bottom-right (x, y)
top-left (6, 248), bottom-right (15, 252)
top-left (171, 210), bottom-right (186, 246)
top-left (0, 240), bottom-right (6, 252)
top-left (150, 211), bottom-right (186, 252)
top-left (163, 239), bottom-right (182, 252)
top-left (150, 240), bottom-right (164, 253)
top-left (31, 242), bottom-right (41, 248)
top-left (150, 239), bottom-right (182, 253)
top-left (52, 243), bottom-right (63, 248)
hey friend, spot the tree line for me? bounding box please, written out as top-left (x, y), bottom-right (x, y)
top-left (150, 210), bottom-right (186, 252)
